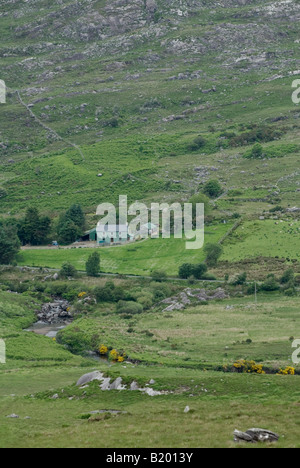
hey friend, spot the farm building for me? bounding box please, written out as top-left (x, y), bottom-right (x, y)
top-left (79, 228), bottom-right (97, 242)
top-left (96, 224), bottom-right (134, 245)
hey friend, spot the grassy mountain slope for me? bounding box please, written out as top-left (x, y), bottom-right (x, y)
top-left (0, 0), bottom-right (300, 219)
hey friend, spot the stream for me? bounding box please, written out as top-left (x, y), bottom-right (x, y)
top-left (25, 299), bottom-right (109, 363)
top-left (25, 320), bottom-right (72, 338)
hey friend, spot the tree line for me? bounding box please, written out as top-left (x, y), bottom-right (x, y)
top-left (0, 204), bottom-right (86, 264)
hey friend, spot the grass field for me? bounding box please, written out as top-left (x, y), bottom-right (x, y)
top-left (222, 219), bottom-right (300, 262)
top-left (56, 293), bottom-right (299, 370)
top-left (1, 0), bottom-right (300, 449)
top-left (0, 368), bottom-right (299, 448)
top-left (0, 289), bottom-right (299, 448)
top-left (16, 216), bottom-right (300, 277)
top-left (16, 222), bottom-right (233, 276)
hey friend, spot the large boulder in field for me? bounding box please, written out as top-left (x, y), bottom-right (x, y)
top-left (76, 371), bottom-right (104, 387)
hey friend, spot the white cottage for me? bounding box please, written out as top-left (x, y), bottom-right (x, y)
top-left (96, 224), bottom-right (133, 245)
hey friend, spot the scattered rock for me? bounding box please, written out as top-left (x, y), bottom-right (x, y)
top-left (162, 288), bottom-right (228, 311)
top-left (37, 300), bottom-right (72, 324)
top-left (234, 428), bottom-right (279, 443)
top-left (6, 414), bottom-right (19, 418)
top-left (130, 381), bottom-right (140, 391)
top-left (76, 372), bottom-right (170, 396)
top-left (76, 371), bottom-right (104, 387)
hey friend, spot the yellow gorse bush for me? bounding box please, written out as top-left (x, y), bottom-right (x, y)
top-left (78, 292), bottom-right (87, 298)
top-left (109, 349), bottom-right (127, 362)
top-left (109, 349), bottom-right (119, 361)
top-left (98, 346), bottom-right (127, 362)
top-left (99, 345), bottom-right (108, 355)
top-left (233, 359), bottom-right (265, 374)
top-left (277, 366), bottom-right (295, 375)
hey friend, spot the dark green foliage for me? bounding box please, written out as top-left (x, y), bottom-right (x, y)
top-left (57, 218), bottom-right (81, 245)
top-left (65, 204), bottom-right (86, 232)
top-left (280, 268), bottom-right (295, 285)
top-left (94, 282), bottom-right (116, 302)
top-left (0, 222), bottom-right (20, 264)
top-left (116, 300), bottom-right (143, 315)
top-left (17, 207), bottom-right (51, 246)
top-left (249, 143), bottom-right (264, 159)
top-left (178, 263), bottom-right (194, 279)
top-left (187, 135), bottom-right (207, 152)
top-left (56, 327), bottom-right (91, 355)
top-left (192, 263), bottom-right (208, 279)
top-left (188, 193), bottom-right (211, 219)
top-left (151, 270), bottom-right (167, 282)
top-left (233, 272), bottom-right (247, 285)
top-left (56, 204), bottom-right (85, 245)
top-left (261, 274), bottom-right (280, 291)
top-left (204, 243), bottom-right (223, 267)
top-left (59, 262), bottom-right (78, 278)
top-left (228, 125), bottom-right (282, 147)
top-left (178, 262), bottom-right (208, 279)
top-left (203, 180), bottom-right (223, 198)
top-left (86, 251), bottom-right (100, 277)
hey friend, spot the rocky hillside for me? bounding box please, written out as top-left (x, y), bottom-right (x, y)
top-left (0, 0), bottom-right (299, 213)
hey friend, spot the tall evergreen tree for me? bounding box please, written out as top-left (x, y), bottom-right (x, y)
top-left (86, 252), bottom-right (100, 277)
top-left (65, 204), bottom-right (85, 232)
top-left (0, 222), bottom-right (20, 264)
top-left (57, 217), bottom-right (81, 245)
top-left (18, 207), bottom-right (51, 245)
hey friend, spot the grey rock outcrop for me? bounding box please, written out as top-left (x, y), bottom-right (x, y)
top-left (76, 371), bottom-right (104, 387)
top-left (76, 372), bottom-right (169, 396)
top-left (161, 288), bottom-right (228, 311)
top-left (37, 300), bottom-right (72, 324)
top-left (234, 428), bottom-right (280, 443)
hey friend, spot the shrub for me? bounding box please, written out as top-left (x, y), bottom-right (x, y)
top-left (248, 143), bottom-right (264, 159)
top-left (277, 366), bottom-right (295, 375)
top-left (178, 263), bottom-right (208, 279)
top-left (109, 349), bottom-right (126, 362)
top-left (62, 289), bottom-right (78, 302)
top-left (192, 263), bottom-right (208, 279)
top-left (203, 179), bottom-right (223, 198)
top-left (151, 270), bottom-right (167, 282)
top-left (99, 345), bottom-right (108, 355)
top-left (284, 287), bottom-right (296, 297)
top-left (187, 135), bottom-right (207, 152)
top-left (94, 284), bottom-right (115, 303)
top-left (59, 262), bottom-right (78, 278)
top-left (232, 272), bottom-right (247, 285)
top-left (204, 243), bottom-right (223, 267)
top-left (86, 252), bottom-right (100, 277)
top-left (116, 300), bottom-right (143, 315)
top-left (229, 125), bottom-right (282, 147)
top-left (261, 274), bottom-right (280, 291)
top-left (56, 327), bottom-right (90, 355)
top-left (280, 268), bottom-right (295, 285)
top-left (136, 294), bottom-right (154, 309)
top-left (233, 359), bottom-right (265, 374)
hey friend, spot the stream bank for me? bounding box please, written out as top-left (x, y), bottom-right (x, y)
top-left (25, 299), bottom-right (72, 338)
